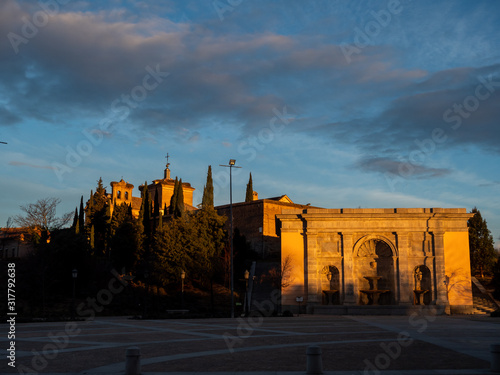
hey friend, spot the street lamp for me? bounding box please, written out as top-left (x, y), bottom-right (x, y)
top-left (244, 270), bottom-right (250, 316)
top-left (220, 159), bottom-right (241, 318)
top-left (181, 270), bottom-right (186, 308)
top-left (71, 269), bottom-right (78, 320)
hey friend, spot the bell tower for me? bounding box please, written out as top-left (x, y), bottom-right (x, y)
top-left (139, 153), bottom-right (195, 213)
top-left (164, 153), bottom-right (171, 180)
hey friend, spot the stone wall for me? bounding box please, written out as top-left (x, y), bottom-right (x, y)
top-left (278, 207), bottom-right (474, 314)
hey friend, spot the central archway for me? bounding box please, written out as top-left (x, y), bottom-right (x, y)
top-left (354, 236), bottom-right (397, 305)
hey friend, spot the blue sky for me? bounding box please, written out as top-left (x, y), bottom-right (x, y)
top-left (0, 0), bottom-right (499, 249)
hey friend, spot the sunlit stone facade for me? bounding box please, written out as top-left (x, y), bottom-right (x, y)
top-left (278, 208), bottom-right (474, 314)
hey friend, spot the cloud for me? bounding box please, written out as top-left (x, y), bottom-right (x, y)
top-left (354, 156), bottom-right (451, 179)
top-left (1, 1), bottom-right (499, 166)
top-left (9, 161), bottom-right (56, 170)
top-left (0, 106), bottom-right (21, 126)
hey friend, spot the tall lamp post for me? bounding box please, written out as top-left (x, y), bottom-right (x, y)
top-left (220, 159), bottom-right (241, 318)
top-left (244, 270), bottom-right (250, 316)
top-left (181, 270), bottom-right (186, 309)
top-left (71, 269), bottom-right (78, 320)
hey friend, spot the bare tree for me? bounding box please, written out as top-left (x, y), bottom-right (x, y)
top-left (266, 254), bottom-right (294, 314)
top-left (267, 254), bottom-right (294, 290)
top-left (14, 197), bottom-right (72, 232)
top-left (4, 217), bottom-right (13, 229)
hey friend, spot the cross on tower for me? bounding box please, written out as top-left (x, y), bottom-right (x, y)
top-left (164, 153), bottom-right (171, 180)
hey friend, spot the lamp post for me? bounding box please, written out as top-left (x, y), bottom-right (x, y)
top-left (143, 270), bottom-right (149, 319)
top-left (71, 269), bottom-right (78, 320)
top-left (244, 270), bottom-right (250, 316)
top-left (220, 159), bottom-right (241, 318)
top-left (181, 270), bottom-right (186, 309)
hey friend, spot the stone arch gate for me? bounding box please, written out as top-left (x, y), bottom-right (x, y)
top-left (277, 208), bottom-right (474, 314)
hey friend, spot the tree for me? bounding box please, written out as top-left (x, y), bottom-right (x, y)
top-left (245, 173), bottom-right (253, 202)
top-left (141, 182), bottom-right (152, 255)
top-left (202, 165), bottom-right (214, 209)
top-left (175, 179), bottom-right (185, 218)
top-left (79, 196), bottom-right (85, 234)
top-left (493, 257), bottom-right (500, 300)
top-left (153, 186), bottom-right (160, 227)
top-left (109, 202), bottom-right (142, 272)
top-left (153, 209), bottom-right (226, 287)
top-left (85, 178), bottom-right (111, 255)
top-left (265, 254), bottom-right (294, 314)
top-left (468, 207), bottom-right (497, 278)
top-left (169, 177), bottom-right (179, 215)
top-left (72, 207), bottom-right (78, 229)
top-left (13, 197), bottom-right (72, 235)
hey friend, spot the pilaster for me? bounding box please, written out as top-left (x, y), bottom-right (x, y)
top-left (341, 233), bottom-right (356, 305)
top-left (432, 232), bottom-right (449, 305)
top-left (306, 231), bottom-right (320, 304)
top-left (397, 233), bottom-right (412, 305)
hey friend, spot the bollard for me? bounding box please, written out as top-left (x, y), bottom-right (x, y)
top-left (126, 346), bottom-right (141, 375)
top-left (306, 346), bottom-right (323, 375)
top-left (492, 344), bottom-right (500, 373)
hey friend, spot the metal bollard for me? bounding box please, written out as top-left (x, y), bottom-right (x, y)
top-left (126, 346), bottom-right (141, 375)
top-left (306, 346), bottom-right (323, 375)
top-left (492, 344), bottom-right (500, 373)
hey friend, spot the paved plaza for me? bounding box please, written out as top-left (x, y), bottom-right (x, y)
top-left (2, 314), bottom-right (500, 374)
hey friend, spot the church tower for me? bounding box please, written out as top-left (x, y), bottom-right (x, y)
top-left (139, 155), bottom-right (195, 213)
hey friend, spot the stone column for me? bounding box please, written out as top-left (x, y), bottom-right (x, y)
top-left (432, 232), bottom-right (449, 305)
top-left (306, 231), bottom-right (320, 305)
top-left (341, 233), bottom-right (356, 305)
top-left (397, 233), bottom-right (412, 305)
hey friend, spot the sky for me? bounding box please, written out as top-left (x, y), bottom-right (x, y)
top-left (0, 0), bottom-right (499, 250)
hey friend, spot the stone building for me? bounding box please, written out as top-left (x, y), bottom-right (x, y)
top-left (278, 207), bottom-right (474, 314)
top-left (108, 161), bottom-right (195, 218)
top-left (0, 228), bottom-right (35, 259)
top-left (216, 195), bottom-right (315, 258)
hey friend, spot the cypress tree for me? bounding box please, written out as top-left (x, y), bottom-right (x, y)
top-left (90, 224), bottom-right (95, 250)
top-left (245, 173), bottom-right (253, 202)
top-left (202, 165), bottom-right (214, 209)
top-left (79, 196), bottom-right (85, 234)
top-left (154, 186), bottom-right (160, 224)
top-left (142, 182), bottom-right (151, 232)
top-left (72, 207), bottom-right (78, 228)
top-left (175, 179), bottom-right (185, 218)
top-left (169, 177), bottom-right (179, 215)
top-left (106, 199), bottom-right (112, 224)
top-left (87, 190), bottom-right (94, 226)
top-left (158, 210), bottom-right (163, 229)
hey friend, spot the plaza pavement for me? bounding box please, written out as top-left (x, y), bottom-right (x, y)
top-left (2, 314), bottom-right (500, 375)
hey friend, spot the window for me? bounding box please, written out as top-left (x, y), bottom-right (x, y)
top-left (125, 191), bottom-right (129, 200)
top-left (117, 190), bottom-right (121, 199)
